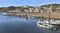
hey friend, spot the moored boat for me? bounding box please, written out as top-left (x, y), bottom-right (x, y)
top-left (36, 21), bottom-right (57, 31)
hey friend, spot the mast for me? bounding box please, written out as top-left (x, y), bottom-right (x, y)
top-left (43, 7), bottom-right (46, 26)
top-left (49, 5), bottom-right (52, 26)
top-left (49, 9), bottom-right (50, 26)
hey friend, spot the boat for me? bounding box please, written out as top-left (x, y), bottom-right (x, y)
top-left (3, 13), bottom-right (7, 15)
top-left (36, 21), bottom-right (57, 30)
top-left (36, 6), bottom-right (58, 31)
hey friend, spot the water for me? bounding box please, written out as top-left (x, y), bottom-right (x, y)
top-left (0, 15), bottom-right (60, 33)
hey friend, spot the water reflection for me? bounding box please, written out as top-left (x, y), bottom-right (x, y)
top-left (0, 15), bottom-right (60, 33)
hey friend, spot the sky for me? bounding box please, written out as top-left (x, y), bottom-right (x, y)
top-left (0, 0), bottom-right (60, 7)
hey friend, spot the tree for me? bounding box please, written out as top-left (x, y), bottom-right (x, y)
top-left (8, 6), bottom-right (16, 10)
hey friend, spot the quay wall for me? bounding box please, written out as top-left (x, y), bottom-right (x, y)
top-left (7, 12), bottom-right (60, 19)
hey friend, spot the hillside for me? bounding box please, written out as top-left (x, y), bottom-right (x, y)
top-left (0, 4), bottom-right (60, 12)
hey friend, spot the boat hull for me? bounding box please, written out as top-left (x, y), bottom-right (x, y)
top-left (36, 21), bottom-right (57, 31)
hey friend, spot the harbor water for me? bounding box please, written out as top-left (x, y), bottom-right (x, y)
top-left (0, 14), bottom-right (60, 33)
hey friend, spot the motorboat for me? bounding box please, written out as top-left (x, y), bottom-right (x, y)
top-left (3, 13), bottom-right (7, 15)
top-left (36, 7), bottom-right (60, 31)
top-left (3, 13), bottom-right (7, 16)
top-left (36, 21), bottom-right (57, 30)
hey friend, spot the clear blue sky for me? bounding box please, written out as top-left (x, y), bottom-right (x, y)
top-left (0, 0), bottom-right (60, 7)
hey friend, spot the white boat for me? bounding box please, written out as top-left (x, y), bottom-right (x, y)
top-left (36, 21), bottom-right (57, 30)
top-left (3, 13), bottom-right (7, 16)
top-left (36, 7), bottom-right (60, 31)
top-left (3, 13), bottom-right (7, 15)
